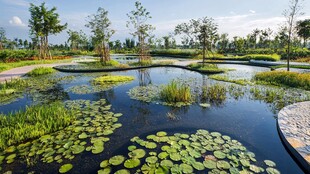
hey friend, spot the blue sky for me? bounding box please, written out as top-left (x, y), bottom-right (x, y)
top-left (0, 0), bottom-right (310, 44)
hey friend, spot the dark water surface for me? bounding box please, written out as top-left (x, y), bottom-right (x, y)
top-left (0, 65), bottom-right (306, 173)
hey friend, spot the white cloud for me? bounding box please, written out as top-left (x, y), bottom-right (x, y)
top-left (249, 10), bottom-right (256, 14)
top-left (9, 16), bottom-right (26, 27)
top-left (1, 0), bottom-right (28, 7)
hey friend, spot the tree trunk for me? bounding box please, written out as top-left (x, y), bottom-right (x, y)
top-left (202, 37), bottom-right (206, 67)
top-left (287, 35), bottom-right (291, 72)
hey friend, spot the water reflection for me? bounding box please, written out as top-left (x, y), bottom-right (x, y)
top-left (136, 69), bottom-right (152, 86)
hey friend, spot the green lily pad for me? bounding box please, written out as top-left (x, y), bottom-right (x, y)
top-left (128, 145), bottom-right (136, 151)
top-left (160, 159), bottom-right (174, 168)
top-left (192, 162), bottom-right (205, 170)
top-left (59, 164), bottom-right (73, 173)
top-left (78, 132), bottom-right (88, 139)
top-left (124, 159), bottom-right (140, 168)
top-left (240, 159), bottom-right (250, 167)
top-left (180, 163), bottom-right (193, 173)
top-left (115, 169), bottom-right (130, 174)
top-left (114, 113), bottom-right (123, 117)
top-left (264, 160), bottom-right (276, 167)
top-left (229, 167), bottom-right (240, 174)
top-left (5, 146), bottom-right (16, 153)
top-left (158, 152), bottom-right (169, 159)
top-left (170, 153), bottom-right (181, 161)
top-left (250, 164), bottom-right (264, 173)
top-left (98, 167), bottom-right (111, 174)
top-left (145, 142), bottom-right (157, 149)
top-left (109, 155), bottom-right (125, 166)
top-left (214, 151), bottom-right (226, 159)
top-left (71, 145), bottom-right (85, 154)
top-left (6, 154), bottom-right (16, 160)
top-left (145, 156), bottom-right (158, 164)
top-left (103, 130), bottom-right (113, 136)
top-left (217, 160), bottom-right (231, 170)
top-left (266, 167), bottom-right (280, 174)
top-left (129, 149), bottom-right (146, 159)
top-left (200, 103), bottom-right (211, 108)
top-left (100, 160), bottom-right (109, 168)
top-left (203, 160), bottom-right (217, 169)
top-left (156, 131), bottom-right (167, 137)
top-left (92, 143), bottom-right (104, 154)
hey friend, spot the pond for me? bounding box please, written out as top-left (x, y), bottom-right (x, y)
top-left (0, 64), bottom-right (309, 174)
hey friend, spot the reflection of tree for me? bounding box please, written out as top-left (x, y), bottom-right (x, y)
top-left (130, 102), bottom-right (152, 126)
top-left (137, 69), bottom-right (152, 86)
top-left (94, 88), bottom-right (115, 103)
top-left (166, 106), bottom-right (189, 121)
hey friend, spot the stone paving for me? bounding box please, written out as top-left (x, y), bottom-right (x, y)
top-left (278, 101), bottom-right (310, 171)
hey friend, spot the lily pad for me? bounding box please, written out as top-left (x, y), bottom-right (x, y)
top-left (214, 151), bottom-right (226, 159)
top-left (180, 163), bottom-right (193, 173)
top-left (78, 132), bottom-right (88, 139)
top-left (145, 156), bottom-right (158, 164)
top-left (156, 131), bottom-right (167, 137)
top-left (217, 160), bottom-right (231, 170)
top-left (158, 152), bottom-right (169, 159)
top-left (71, 145), bottom-right (85, 154)
top-left (200, 103), bottom-right (211, 108)
top-left (98, 167), bottom-right (111, 174)
top-left (192, 162), bottom-right (205, 170)
top-left (264, 160), bottom-right (276, 167)
top-left (203, 160), bottom-right (217, 169)
top-left (240, 159), bottom-right (250, 167)
top-left (109, 155), bottom-right (125, 166)
top-left (160, 159), bottom-right (174, 168)
top-left (129, 149), bottom-right (146, 159)
top-left (124, 159), bottom-right (140, 168)
top-left (145, 142), bottom-right (157, 149)
top-left (59, 164), bottom-right (73, 173)
top-left (100, 160), bottom-right (110, 168)
top-left (115, 169), bottom-right (130, 174)
top-left (170, 153), bottom-right (181, 161)
top-left (266, 167), bottom-right (280, 174)
top-left (128, 145), bottom-right (137, 151)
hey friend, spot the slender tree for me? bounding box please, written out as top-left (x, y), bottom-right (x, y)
top-left (127, 1), bottom-right (155, 63)
top-left (29, 3), bottom-right (67, 59)
top-left (0, 27), bottom-right (6, 50)
top-left (86, 8), bottom-right (115, 64)
top-left (67, 30), bottom-right (80, 50)
top-left (296, 19), bottom-right (310, 47)
top-left (283, 0), bottom-right (304, 71)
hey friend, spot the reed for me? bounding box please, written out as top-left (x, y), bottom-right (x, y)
top-left (159, 80), bottom-right (192, 103)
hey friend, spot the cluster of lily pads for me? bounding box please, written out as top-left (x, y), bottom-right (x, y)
top-left (98, 129), bottom-right (280, 174)
top-left (66, 75), bottom-right (135, 95)
top-left (0, 99), bottom-right (123, 173)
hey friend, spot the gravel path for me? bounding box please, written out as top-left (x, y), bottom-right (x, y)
top-left (0, 62), bottom-right (76, 82)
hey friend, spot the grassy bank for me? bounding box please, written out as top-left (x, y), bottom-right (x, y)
top-left (270, 64), bottom-right (310, 70)
top-left (188, 63), bottom-right (230, 73)
top-left (254, 71), bottom-right (310, 90)
top-left (26, 67), bottom-right (55, 77)
top-left (207, 54), bottom-right (281, 62)
top-left (0, 59), bottom-right (72, 73)
top-left (0, 102), bottom-right (77, 149)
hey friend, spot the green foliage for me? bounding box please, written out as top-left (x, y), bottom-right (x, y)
top-left (0, 102), bottom-right (77, 150)
top-left (129, 60), bottom-right (152, 66)
top-left (270, 64), bottom-right (310, 70)
top-left (26, 67), bottom-right (55, 77)
top-left (188, 63), bottom-right (227, 73)
top-left (0, 50), bottom-right (38, 62)
top-left (159, 80), bottom-right (192, 103)
top-left (209, 75), bottom-right (251, 85)
top-left (243, 54), bottom-right (281, 61)
top-left (0, 79), bottom-right (28, 104)
top-left (92, 75), bottom-right (135, 85)
top-left (150, 49), bottom-right (200, 58)
top-left (201, 83), bottom-right (227, 103)
top-left (254, 71), bottom-right (310, 90)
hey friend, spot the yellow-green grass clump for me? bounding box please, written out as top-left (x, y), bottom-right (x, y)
top-left (93, 75), bottom-right (135, 85)
top-left (254, 71), bottom-right (310, 90)
top-left (0, 102), bottom-right (77, 150)
top-left (160, 80), bottom-right (192, 104)
top-left (188, 63), bottom-right (227, 73)
top-left (26, 67), bottom-right (55, 77)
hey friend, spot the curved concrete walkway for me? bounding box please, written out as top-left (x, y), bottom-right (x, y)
top-left (278, 101), bottom-right (310, 172)
top-left (0, 62), bottom-right (76, 82)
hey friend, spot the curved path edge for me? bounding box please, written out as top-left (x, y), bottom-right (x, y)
top-left (277, 101), bottom-right (310, 173)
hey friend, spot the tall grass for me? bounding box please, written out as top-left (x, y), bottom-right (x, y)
top-left (0, 102), bottom-right (77, 150)
top-left (188, 63), bottom-right (227, 73)
top-left (26, 67), bottom-right (55, 77)
top-left (159, 80), bottom-right (192, 103)
top-left (201, 83), bottom-right (227, 103)
top-left (254, 71), bottom-right (310, 90)
top-left (92, 75), bottom-right (135, 85)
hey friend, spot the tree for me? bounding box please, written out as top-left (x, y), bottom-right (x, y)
top-left (283, 0), bottom-right (304, 71)
top-left (67, 30), bottom-right (87, 50)
top-left (176, 17), bottom-right (218, 66)
top-left (175, 22), bottom-right (196, 48)
top-left (23, 40), bottom-right (29, 49)
top-left (86, 8), bottom-right (115, 64)
top-left (127, 1), bottom-right (155, 63)
top-left (0, 27), bottom-right (6, 50)
top-left (296, 19), bottom-right (310, 47)
top-left (29, 3), bottom-right (67, 59)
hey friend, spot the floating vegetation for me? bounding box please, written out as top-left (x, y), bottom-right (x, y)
top-left (209, 75), bottom-right (252, 86)
top-left (0, 99), bottom-right (123, 173)
top-left (0, 79), bottom-right (28, 105)
top-left (26, 67), bottom-right (55, 77)
top-left (201, 83), bottom-right (227, 105)
top-left (188, 63), bottom-right (228, 73)
top-left (199, 103), bottom-right (211, 108)
top-left (92, 75), bottom-right (134, 85)
top-left (98, 130), bottom-right (280, 173)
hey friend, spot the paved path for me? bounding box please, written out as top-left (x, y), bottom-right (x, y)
top-left (0, 62), bottom-right (76, 82)
top-left (278, 101), bottom-right (310, 172)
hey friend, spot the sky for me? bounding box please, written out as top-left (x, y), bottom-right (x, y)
top-left (0, 0), bottom-right (310, 44)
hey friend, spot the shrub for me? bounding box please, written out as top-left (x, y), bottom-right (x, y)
top-left (254, 71), bottom-right (310, 90)
top-left (0, 102), bottom-right (77, 149)
top-left (243, 54), bottom-right (281, 61)
top-left (150, 49), bottom-right (200, 58)
top-left (0, 49), bottom-right (38, 62)
top-left (26, 67), bottom-right (55, 77)
top-left (159, 80), bottom-right (192, 103)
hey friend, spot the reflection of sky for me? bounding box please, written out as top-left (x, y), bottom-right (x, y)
top-left (217, 64), bottom-right (270, 80)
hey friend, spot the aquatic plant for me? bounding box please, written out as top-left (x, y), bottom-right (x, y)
top-left (209, 75), bottom-right (251, 85)
top-left (92, 75), bottom-right (135, 85)
top-left (254, 71), bottom-right (310, 90)
top-left (98, 129), bottom-right (280, 173)
top-left (26, 67), bottom-right (55, 77)
top-left (0, 99), bottom-right (123, 172)
top-left (0, 102), bottom-right (77, 150)
top-left (188, 63), bottom-right (227, 73)
top-left (201, 83), bottom-right (227, 104)
top-left (159, 80), bottom-right (192, 104)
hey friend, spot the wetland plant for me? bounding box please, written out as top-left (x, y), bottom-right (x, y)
top-left (160, 80), bottom-right (192, 104)
top-left (26, 67), bottom-right (55, 77)
top-left (188, 63), bottom-right (227, 73)
top-left (92, 75), bottom-right (135, 85)
top-left (201, 83), bottom-right (227, 104)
